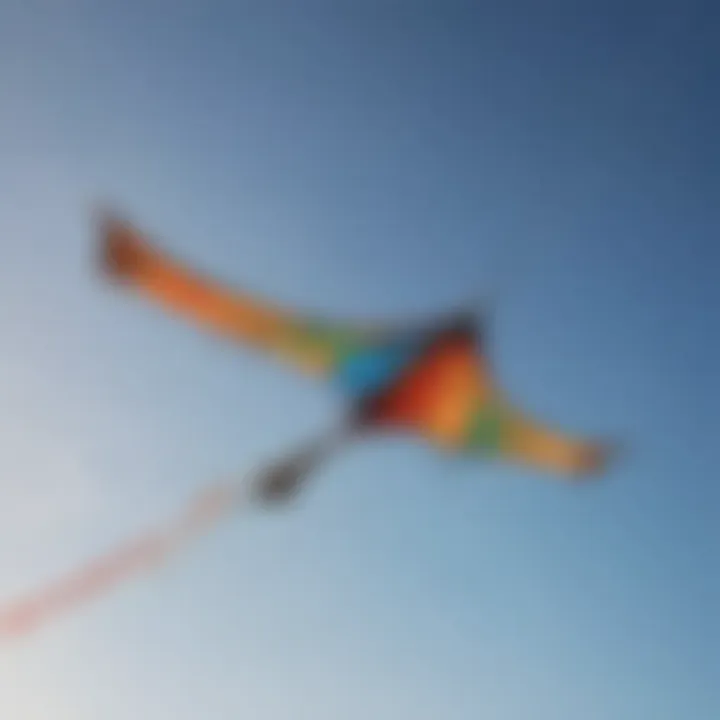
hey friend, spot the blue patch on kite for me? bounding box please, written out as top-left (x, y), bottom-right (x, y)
top-left (334, 339), bottom-right (423, 399)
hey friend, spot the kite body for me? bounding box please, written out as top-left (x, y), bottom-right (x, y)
top-left (100, 213), bottom-right (611, 482)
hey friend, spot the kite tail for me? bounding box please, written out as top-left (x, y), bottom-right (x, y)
top-left (253, 421), bottom-right (355, 504)
top-left (0, 425), bottom-right (351, 641)
top-left (0, 483), bottom-right (244, 640)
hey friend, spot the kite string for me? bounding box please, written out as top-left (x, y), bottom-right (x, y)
top-left (0, 480), bottom-right (248, 640)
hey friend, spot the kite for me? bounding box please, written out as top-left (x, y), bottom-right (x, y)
top-left (0, 212), bottom-right (615, 639)
top-left (95, 213), bottom-right (611, 488)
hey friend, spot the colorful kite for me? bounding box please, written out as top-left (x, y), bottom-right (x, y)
top-left (97, 213), bottom-right (611, 487)
top-left (0, 212), bottom-right (614, 638)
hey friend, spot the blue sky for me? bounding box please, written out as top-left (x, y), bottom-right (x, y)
top-left (0, 1), bottom-right (717, 718)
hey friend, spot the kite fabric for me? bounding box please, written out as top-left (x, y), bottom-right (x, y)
top-left (100, 212), bottom-right (612, 478)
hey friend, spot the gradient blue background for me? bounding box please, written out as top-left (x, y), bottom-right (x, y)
top-left (0, 1), bottom-right (717, 718)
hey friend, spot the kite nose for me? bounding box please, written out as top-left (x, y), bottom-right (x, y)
top-left (439, 308), bottom-right (478, 338)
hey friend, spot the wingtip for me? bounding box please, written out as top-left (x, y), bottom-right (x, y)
top-left (94, 207), bottom-right (149, 282)
top-left (570, 440), bottom-right (623, 482)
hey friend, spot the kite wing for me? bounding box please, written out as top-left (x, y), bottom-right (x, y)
top-left (472, 402), bottom-right (612, 478)
top-left (360, 326), bottom-right (613, 479)
top-left (98, 213), bottom-right (387, 378)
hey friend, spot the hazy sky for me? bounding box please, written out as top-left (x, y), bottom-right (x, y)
top-left (0, 1), bottom-right (717, 718)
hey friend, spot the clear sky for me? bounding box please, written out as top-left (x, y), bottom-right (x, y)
top-left (0, 1), bottom-right (717, 718)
